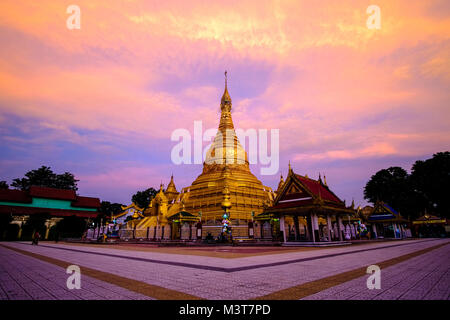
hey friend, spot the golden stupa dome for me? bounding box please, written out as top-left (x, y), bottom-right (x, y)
top-left (204, 71), bottom-right (248, 167)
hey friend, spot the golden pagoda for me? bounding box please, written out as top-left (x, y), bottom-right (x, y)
top-left (118, 72), bottom-right (274, 240)
top-left (177, 72), bottom-right (274, 238)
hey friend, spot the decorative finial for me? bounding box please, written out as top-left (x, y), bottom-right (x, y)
top-left (288, 161), bottom-right (292, 173)
top-left (324, 175), bottom-right (328, 186)
top-left (221, 71), bottom-right (231, 105)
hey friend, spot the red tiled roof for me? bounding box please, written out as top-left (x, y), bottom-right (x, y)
top-left (0, 189), bottom-right (32, 203)
top-left (72, 196), bottom-right (100, 209)
top-left (0, 205), bottom-right (98, 218)
top-left (29, 186), bottom-right (77, 201)
top-left (272, 198), bottom-right (315, 209)
top-left (295, 175), bottom-right (343, 204)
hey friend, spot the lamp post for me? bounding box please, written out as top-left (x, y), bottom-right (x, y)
top-left (221, 184), bottom-right (232, 242)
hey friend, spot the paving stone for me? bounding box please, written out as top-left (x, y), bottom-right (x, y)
top-left (0, 239), bottom-right (449, 300)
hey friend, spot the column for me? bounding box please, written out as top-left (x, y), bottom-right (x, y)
top-left (326, 215), bottom-right (332, 242)
top-left (44, 220), bottom-right (50, 240)
top-left (310, 212), bottom-right (316, 242)
top-left (280, 216), bottom-right (286, 243)
top-left (372, 224), bottom-right (377, 239)
top-left (18, 221), bottom-right (23, 240)
top-left (337, 215), bottom-right (343, 241)
top-left (312, 212), bottom-right (320, 242)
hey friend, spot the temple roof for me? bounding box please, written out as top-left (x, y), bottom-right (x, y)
top-left (0, 187), bottom-right (100, 217)
top-left (295, 174), bottom-right (342, 203)
top-left (29, 186), bottom-right (77, 201)
top-left (165, 174), bottom-right (178, 194)
top-left (265, 166), bottom-right (352, 214)
top-left (368, 201), bottom-right (405, 222)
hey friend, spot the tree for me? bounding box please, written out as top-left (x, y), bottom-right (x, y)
top-left (0, 181), bottom-right (8, 189)
top-left (363, 167), bottom-right (420, 218)
top-left (410, 152), bottom-right (450, 218)
top-left (11, 166), bottom-right (79, 191)
top-left (131, 188), bottom-right (158, 210)
top-left (93, 201), bottom-right (124, 228)
top-left (99, 201), bottom-right (124, 217)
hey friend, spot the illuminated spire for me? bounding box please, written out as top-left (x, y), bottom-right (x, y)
top-left (221, 70), bottom-right (232, 106)
top-left (166, 174), bottom-right (177, 193)
top-left (277, 174), bottom-right (285, 191)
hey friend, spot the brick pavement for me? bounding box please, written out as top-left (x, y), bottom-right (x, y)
top-left (0, 245), bottom-right (152, 300)
top-left (301, 242), bottom-right (450, 300)
top-left (0, 238), bottom-right (449, 300)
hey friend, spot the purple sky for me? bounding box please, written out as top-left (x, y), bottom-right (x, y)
top-left (0, 1), bottom-right (449, 207)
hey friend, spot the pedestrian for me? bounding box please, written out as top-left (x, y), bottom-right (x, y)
top-left (33, 231), bottom-right (40, 245)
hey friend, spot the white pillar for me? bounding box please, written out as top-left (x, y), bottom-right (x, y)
top-left (280, 216), bottom-right (286, 243)
top-left (326, 215), bottom-right (332, 242)
top-left (372, 224), bottom-right (377, 239)
top-left (310, 212), bottom-right (316, 242)
top-left (337, 215), bottom-right (343, 241)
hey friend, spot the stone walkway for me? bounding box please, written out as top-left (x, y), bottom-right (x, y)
top-left (0, 238), bottom-right (449, 300)
top-left (0, 245), bottom-right (152, 300)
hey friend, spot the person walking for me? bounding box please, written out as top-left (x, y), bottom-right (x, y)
top-left (32, 231), bottom-right (40, 245)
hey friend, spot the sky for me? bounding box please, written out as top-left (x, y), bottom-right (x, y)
top-left (0, 1), bottom-right (449, 207)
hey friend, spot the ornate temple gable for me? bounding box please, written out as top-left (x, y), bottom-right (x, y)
top-left (272, 165), bottom-right (345, 210)
top-left (368, 201), bottom-right (404, 222)
top-left (273, 172), bottom-right (314, 205)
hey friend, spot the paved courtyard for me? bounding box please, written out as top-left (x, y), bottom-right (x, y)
top-left (0, 238), bottom-right (449, 300)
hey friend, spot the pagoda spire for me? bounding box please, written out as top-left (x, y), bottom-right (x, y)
top-left (219, 70), bottom-right (233, 131)
top-left (221, 70), bottom-right (232, 106)
top-left (277, 173), bottom-right (285, 191)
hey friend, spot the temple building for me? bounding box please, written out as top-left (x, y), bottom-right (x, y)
top-left (174, 76), bottom-right (274, 238)
top-left (117, 74), bottom-right (274, 240)
top-left (0, 186), bottom-right (100, 240)
top-left (260, 165), bottom-right (356, 242)
top-left (366, 201), bottom-right (410, 239)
